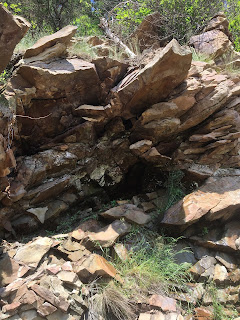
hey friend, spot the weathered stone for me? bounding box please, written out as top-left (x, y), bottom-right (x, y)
top-left (101, 204), bottom-right (151, 225)
top-left (17, 58), bottom-right (100, 101)
top-left (215, 252), bottom-right (237, 271)
top-left (86, 220), bottom-right (131, 247)
top-left (9, 58), bottom-right (101, 148)
top-left (189, 256), bottom-right (217, 280)
top-left (213, 264), bottom-right (228, 284)
top-left (113, 243), bottom-right (129, 261)
top-left (194, 307), bottom-right (213, 320)
top-left (31, 284), bottom-right (69, 312)
top-left (161, 176), bottom-right (240, 230)
top-left (142, 147), bottom-right (172, 164)
top-left (179, 81), bottom-right (229, 133)
top-left (190, 220), bottom-right (240, 252)
top-left (2, 301), bottom-right (21, 314)
top-left (93, 57), bottom-right (128, 101)
top-left (112, 39), bottom-right (192, 118)
top-left (26, 207), bottom-right (48, 224)
top-left (0, 135), bottom-right (16, 178)
top-left (149, 294), bottom-right (177, 312)
top-left (57, 271), bottom-right (79, 285)
top-left (92, 44), bottom-right (114, 57)
top-left (129, 140), bottom-right (153, 156)
top-left (14, 237), bottom-right (53, 268)
top-left (138, 314), bottom-right (152, 320)
top-left (87, 36), bottom-right (104, 46)
top-left (73, 254), bottom-right (117, 282)
top-left (140, 202), bottom-right (156, 213)
top-left (45, 200), bottom-right (69, 221)
top-left (0, 4), bottom-right (30, 73)
top-left (14, 284), bottom-right (38, 306)
top-left (204, 13), bottom-right (231, 38)
top-left (37, 302), bottom-right (57, 317)
top-left (173, 241), bottom-right (197, 265)
top-left (24, 25), bottom-right (77, 59)
top-left (26, 176), bottom-right (70, 204)
top-left (46, 264), bottom-right (61, 275)
top-left (189, 30), bottom-right (232, 59)
top-left (139, 313), bottom-right (166, 320)
top-left (39, 275), bottom-right (69, 300)
top-left (0, 279), bottom-right (25, 298)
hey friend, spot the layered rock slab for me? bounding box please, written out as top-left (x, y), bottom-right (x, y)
top-left (24, 25), bottom-right (77, 59)
top-left (112, 39), bottom-right (192, 118)
top-left (161, 176), bottom-right (240, 230)
top-left (8, 58), bottom-right (101, 148)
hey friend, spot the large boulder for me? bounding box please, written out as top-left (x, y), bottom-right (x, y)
top-left (189, 13), bottom-right (236, 62)
top-left (112, 39), bottom-right (192, 118)
top-left (161, 176), bottom-right (240, 231)
top-left (0, 3), bottom-right (30, 73)
top-left (7, 58), bottom-right (101, 148)
top-left (189, 30), bottom-right (232, 59)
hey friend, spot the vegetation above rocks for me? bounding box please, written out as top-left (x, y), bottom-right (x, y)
top-left (1, 0), bottom-right (240, 51)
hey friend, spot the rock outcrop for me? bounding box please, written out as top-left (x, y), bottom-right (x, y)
top-left (0, 15), bottom-right (240, 234)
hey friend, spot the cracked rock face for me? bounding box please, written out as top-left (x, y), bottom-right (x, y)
top-left (112, 39), bottom-right (192, 119)
top-left (1, 15), bottom-right (240, 239)
top-left (0, 3), bottom-right (30, 74)
top-left (161, 176), bottom-right (240, 230)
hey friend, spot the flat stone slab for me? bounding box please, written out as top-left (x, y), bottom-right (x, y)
top-left (100, 204), bottom-right (151, 225)
top-left (14, 237), bottom-right (53, 268)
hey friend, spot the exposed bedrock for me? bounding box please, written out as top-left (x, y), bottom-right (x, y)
top-left (0, 13), bottom-right (240, 236)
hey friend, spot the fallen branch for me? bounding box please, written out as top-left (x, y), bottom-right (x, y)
top-left (99, 17), bottom-right (136, 59)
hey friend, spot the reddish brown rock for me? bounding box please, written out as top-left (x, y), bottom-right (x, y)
top-left (24, 25), bottom-right (77, 59)
top-left (0, 135), bottom-right (16, 178)
top-left (0, 4), bottom-right (30, 73)
top-left (31, 284), bottom-right (69, 312)
top-left (93, 57), bottom-right (128, 101)
top-left (112, 39), bottom-right (192, 118)
top-left (86, 35), bottom-right (104, 46)
top-left (2, 301), bottom-right (21, 314)
top-left (38, 302), bottom-right (57, 317)
top-left (26, 176), bottom-right (70, 205)
top-left (148, 294), bottom-right (177, 312)
top-left (73, 254), bottom-right (117, 282)
top-left (161, 176), bottom-right (240, 230)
